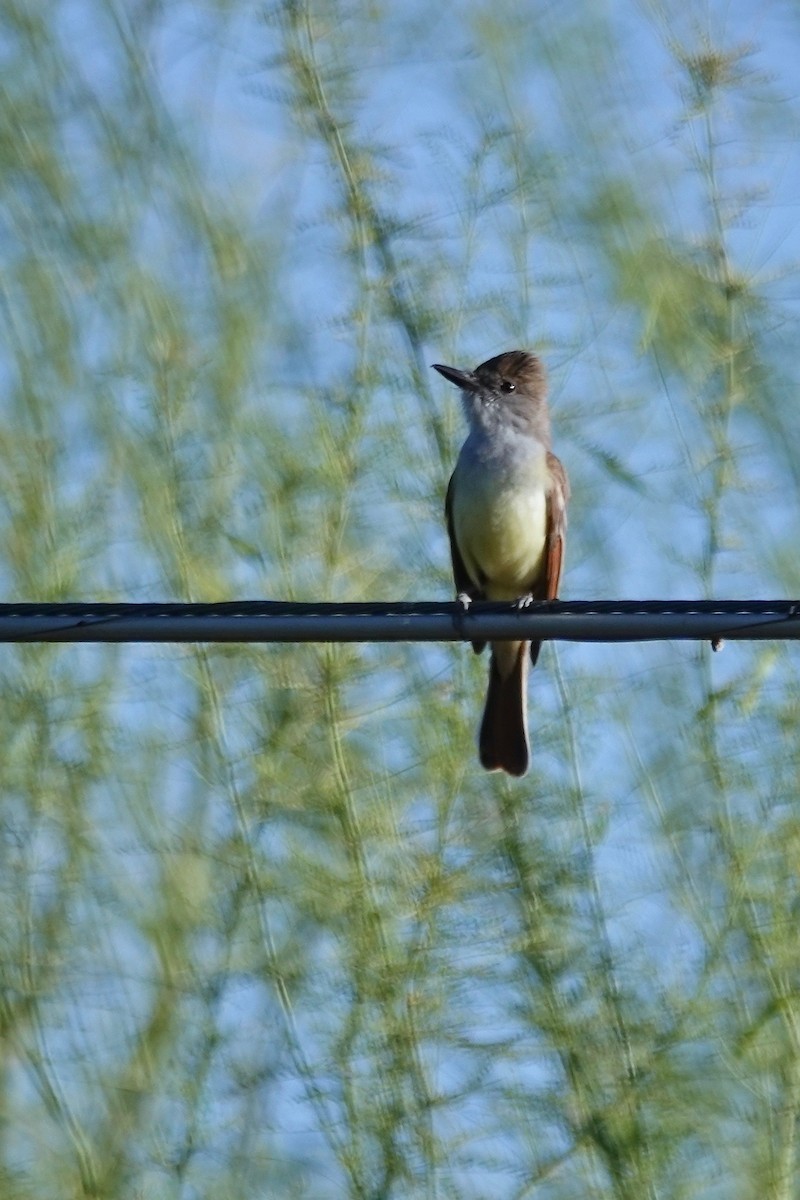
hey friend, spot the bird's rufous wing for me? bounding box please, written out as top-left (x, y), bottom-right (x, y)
top-left (543, 452), bottom-right (570, 602)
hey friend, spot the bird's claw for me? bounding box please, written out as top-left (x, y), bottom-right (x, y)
top-left (454, 593), bottom-right (473, 641)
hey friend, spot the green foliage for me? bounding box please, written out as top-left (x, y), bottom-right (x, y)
top-left (0, 1), bottom-right (799, 1197)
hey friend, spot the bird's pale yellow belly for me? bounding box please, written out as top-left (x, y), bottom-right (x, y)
top-left (453, 460), bottom-right (548, 600)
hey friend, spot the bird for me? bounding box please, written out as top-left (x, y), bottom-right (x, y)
top-left (433, 350), bottom-right (569, 777)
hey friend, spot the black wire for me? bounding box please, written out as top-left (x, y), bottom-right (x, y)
top-left (0, 600), bottom-right (797, 644)
top-left (0, 600), bottom-right (796, 619)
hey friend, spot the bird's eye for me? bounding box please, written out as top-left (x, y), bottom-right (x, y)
top-left (501, 379), bottom-right (516, 393)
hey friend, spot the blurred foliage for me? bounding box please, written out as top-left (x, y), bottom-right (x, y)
top-left (0, 0), bottom-right (800, 1197)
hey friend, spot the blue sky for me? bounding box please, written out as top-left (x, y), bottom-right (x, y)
top-left (12, 4), bottom-right (800, 1191)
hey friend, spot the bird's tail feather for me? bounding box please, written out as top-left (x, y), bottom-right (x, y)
top-left (479, 641), bottom-right (530, 777)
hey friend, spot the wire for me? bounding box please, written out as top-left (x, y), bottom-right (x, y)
top-left (0, 600), bottom-right (797, 643)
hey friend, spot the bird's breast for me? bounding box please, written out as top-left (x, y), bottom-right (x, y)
top-left (452, 442), bottom-right (549, 600)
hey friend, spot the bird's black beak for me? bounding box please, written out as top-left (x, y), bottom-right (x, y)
top-left (432, 363), bottom-right (481, 393)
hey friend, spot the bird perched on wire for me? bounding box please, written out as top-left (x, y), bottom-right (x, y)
top-left (433, 350), bottom-right (569, 777)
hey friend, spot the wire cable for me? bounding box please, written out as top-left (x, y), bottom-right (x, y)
top-left (0, 600), bottom-right (796, 643)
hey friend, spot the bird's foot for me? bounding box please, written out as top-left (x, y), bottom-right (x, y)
top-left (515, 592), bottom-right (535, 610)
top-left (454, 592), bottom-right (473, 642)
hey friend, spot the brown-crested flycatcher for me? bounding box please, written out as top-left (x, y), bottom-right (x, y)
top-left (433, 351), bottom-right (569, 777)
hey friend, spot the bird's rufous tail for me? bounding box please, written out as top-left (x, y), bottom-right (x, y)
top-left (479, 640), bottom-right (530, 777)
